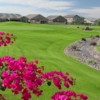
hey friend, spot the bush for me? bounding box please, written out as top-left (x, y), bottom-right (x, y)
top-left (81, 38), bottom-right (86, 41)
top-left (72, 20), bottom-right (84, 25)
top-left (82, 27), bottom-right (92, 31)
top-left (90, 42), bottom-right (97, 46)
top-left (95, 35), bottom-right (100, 38)
top-left (90, 35), bottom-right (95, 39)
top-left (77, 26), bottom-right (79, 28)
top-left (88, 59), bottom-right (95, 64)
top-left (71, 45), bottom-right (77, 50)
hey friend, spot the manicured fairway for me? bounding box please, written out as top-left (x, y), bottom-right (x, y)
top-left (0, 22), bottom-right (100, 100)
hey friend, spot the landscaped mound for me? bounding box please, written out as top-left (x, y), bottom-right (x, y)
top-left (65, 35), bottom-right (100, 70)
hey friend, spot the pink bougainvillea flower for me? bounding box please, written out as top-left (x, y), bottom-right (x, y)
top-left (0, 55), bottom-right (88, 100)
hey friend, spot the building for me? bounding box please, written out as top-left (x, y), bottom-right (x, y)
top-left (26, 14), bottom-right (48, 24)
top-left (47, 15), bottom-right (67, 24)
top-left (64, 15), bottom-right (84, 24)
top-left (0, 13), bottom-right (22, 22)
top-left (8, 14), bottom-right (22, 21)
top-left (84, 18), bottom-right (98, 25)
top-left (20, 16), bottom-right (28, 22)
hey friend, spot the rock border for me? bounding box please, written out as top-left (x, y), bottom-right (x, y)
top-left (64, 36), bottom-right (100, 70)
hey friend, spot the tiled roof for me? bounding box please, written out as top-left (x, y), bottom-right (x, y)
top-left (47, 15), bottom-right (61, 20)
top-left (26, 14), bottom-right (40, 19)
top-left (64, 15), bottom-right (78, 18)
top-left (85, 18), bottom-right (98, 22)
top-left (0, 13), bottom-right (22, 19)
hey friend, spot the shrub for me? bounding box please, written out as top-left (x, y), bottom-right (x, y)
top-left (95, 35), bottom-right (100, 38)
top-left (85, 27), bottom-right (92, 30)
top-left (81, 38), bottom-right (86, 41)
top-left (90, 35), bottom-right (95, 39)
top-left (90, 42), bottom-right (97, 46)
top-left (77, 26), bottom-right (79, 28)
top-left (88, 59), bottom-right (95, 64)
top-left (71, 45), bottom-right (77, 50)
top-left (82, 27), bottom-right (92, 31)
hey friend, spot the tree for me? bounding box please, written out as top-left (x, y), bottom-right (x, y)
top-left (96, 19), bottom-right (100, 26)
top-left (72, 20), bottom-right (84, 25)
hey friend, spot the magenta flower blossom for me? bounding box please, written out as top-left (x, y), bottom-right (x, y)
top-left (0, 55), bottom-right (88, 100)
top-left (0, 32), bottom-right (15, 46)
top-left (2, 71), bottom-right (9, 78)
top-left (52, 90), bottom-right (88, 100)
top-left (22, 88), bottom-right (31, 100)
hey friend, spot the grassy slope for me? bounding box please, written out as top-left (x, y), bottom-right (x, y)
top-left (0, 22), bottom-right (100, 100)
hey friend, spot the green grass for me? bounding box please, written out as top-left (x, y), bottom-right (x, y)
top-left (97, 44), bottom-right (100, 52)
top-left (0, 22), bottom-right (100, 100)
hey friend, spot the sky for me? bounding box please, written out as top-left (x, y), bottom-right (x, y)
top-left (0, 0), bottom-right (100, 18)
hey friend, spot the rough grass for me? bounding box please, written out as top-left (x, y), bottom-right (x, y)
top-left (0, 22), bottom-right (100, 100)
top-left (97, 44), bottom-right (100, 52)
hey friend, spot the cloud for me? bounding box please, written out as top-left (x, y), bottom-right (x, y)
top-left (0, 0), bottom-right (75, 16)
top-left (0, 0), bottom-right (74, 10)
top-left (0, 6), bottom-right (34, 15)
top-left (37, 1), bottom-right (74, 10)
top-left (72, 7), bottom-right (100, 18)
top-left (0, 6), bottom-right (68, 16)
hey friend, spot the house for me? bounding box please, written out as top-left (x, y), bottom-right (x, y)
top-left (20, 16), bottom-right (28, 22)
top-left (64, 15), bottom-right (84, 24)
top-left (26, 14), bottom-right (48, 24)
top-left (0, 13), bottom-right (8, 22)
top-left (8, 14), bottom-right (22, 21)
top-left (0, 13), bottom-right (22, 22)
top-left (47, 15), bottom-right (67, 24)
top-left (84, 18), bottom-right (98, 25)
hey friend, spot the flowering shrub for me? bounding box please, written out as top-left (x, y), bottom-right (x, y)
top-left (0, 32), bottom-right (88, 100)
top-left (52, 90), bottom-right (88, 100)
top-left (0, 94), bottom-right (6, 100)
top-left (0, 32), bottom-right (16, 46)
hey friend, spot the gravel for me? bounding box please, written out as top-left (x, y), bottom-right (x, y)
top-left (64, 36), bottom-right (100, 70)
